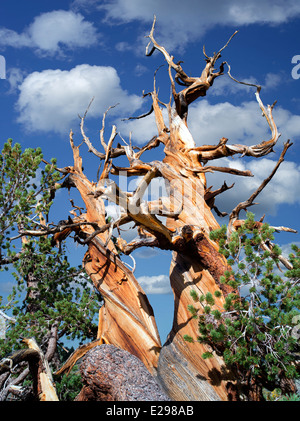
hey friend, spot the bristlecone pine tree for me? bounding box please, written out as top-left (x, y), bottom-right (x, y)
top-left (30, 18), bottom-right (298, 400)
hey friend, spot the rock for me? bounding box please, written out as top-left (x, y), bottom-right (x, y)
top-left (76, 344), bottom-right (171, 401)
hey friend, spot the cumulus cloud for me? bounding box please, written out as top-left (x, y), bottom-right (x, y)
top-left (210, 72), bottom-right (282, 97)
top-left (137, 274), bottom-right (172, 294)
top-left (16, 64), bottom-right (143, 134)
top-left (205, 156), bottom-right (300, 217)
top-left (189, 100), bottom-right (265, 146)
top-left (187, 99), bottom-right (300, 146)
top-left (0, 10), bottom-right (99, 55)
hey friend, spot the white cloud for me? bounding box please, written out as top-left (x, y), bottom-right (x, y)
top-left (189, 100), bottom-right (266, 146)
top-left (96, 0), bottom-right (300, 51)
top-left (0, 10), bottom-right (99, 55)
top-left (115, 41), bottom-right (133, 52)
top-left (16, 64), bottom-right (143, 134)
top-left (188, 99), bottom-right (300, 147)
top-left (137, 274), bottom-right (172, 294)
top-left (99, 0), bottom-right (300, 26)
top-left (205, 156), bottom-right (300, 217)
top-left (264, 73), bottom-right (282, 90)
top-left (134, 64), bottom-right (148, 77)
top-left (0, 28), bottom-right (32, 49)
top-left (210, 72), bottom-right (282, 97)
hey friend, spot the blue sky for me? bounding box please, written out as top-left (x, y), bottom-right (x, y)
top-left (0, 0), bottom-right (300, 343)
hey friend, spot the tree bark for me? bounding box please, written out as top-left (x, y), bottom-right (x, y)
top-left (76, 344), bottom-right (170, 401)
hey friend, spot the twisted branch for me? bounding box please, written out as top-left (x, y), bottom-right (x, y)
top-left (145, 16), bottom-right (237, 122)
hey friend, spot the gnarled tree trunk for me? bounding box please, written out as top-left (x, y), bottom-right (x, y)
top-left (54, 18), bottom-right (293, 401)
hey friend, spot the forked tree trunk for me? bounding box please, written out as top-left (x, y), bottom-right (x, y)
top-left (57, 99), bottom-right (236, 401)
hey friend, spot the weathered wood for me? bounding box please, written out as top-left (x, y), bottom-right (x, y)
top-left (60, 137), bottom-right (162, 376)
top-left (0, 338), bottom-right (58, 401)
top-left (23, 338), bottom-right (59, 401)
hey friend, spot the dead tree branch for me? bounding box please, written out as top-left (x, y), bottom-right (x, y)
top-left (228, 140), bottom-right (293, 236)
top-left (0, 338), bottom-right (58, 401)
top-left (145, 15), bottom-right (237, 122)
top-left (188, 87), bottom-right (281, 165)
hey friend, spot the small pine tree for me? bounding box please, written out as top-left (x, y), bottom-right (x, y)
top-left (185, 212), bottom-right (300, 400)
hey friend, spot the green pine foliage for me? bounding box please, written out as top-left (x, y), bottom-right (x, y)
top-left (55, 365), bottom-right (83, 401)
top-left (1, 236), bottom-right (100, 356)
top-left (0, 139), bottom-right (101, 399)
top-left (186, 212), bottom-right (300, 396)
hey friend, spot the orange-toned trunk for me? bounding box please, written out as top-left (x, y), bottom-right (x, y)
top-left (59, 97), bottom-right (237, 400)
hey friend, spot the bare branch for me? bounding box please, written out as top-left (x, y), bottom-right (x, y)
top-left (145, 16), bottom-right (237, 122)
top-left (269, 225), bottom-right (297, 234)
top-left (145, 16), bottom-right (187, 79)
top-left (218, 31), bottom-right (239, 54)
top-left (205, 181), bottom-right (235, 203)
top-left (116, 232), bottom-right (159, 255)
top-left (233, 219), bottom-right (297, 234)
top-left (79, 99), bottom-right (103, 159)
top-left (228, 140), bottom-right (293, 236)
top-left (183, 165), bottom-right (253, 177)
top-left (131, 167), bottom-right (159, 208)
top-left (0, 338), bottom-right (58, 401)
top-left (74, 215), bottom-right (131, 245)
top-left (0, 310), bottom-right (16, 323)
top-left (260, 241), bottom-right (293, 271)
top-left (122, 105), bottom-right (154, 122)
top-left (226, 62), bottom-right (261, 90)
top-left (188, 86), bottom-right (281, 162)
top-left (100, 104), bottom-right (119, 152)
top-left (93, 169), bottom-right (174, 246)
top-left (110, 163), bottom-right (152, 177)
